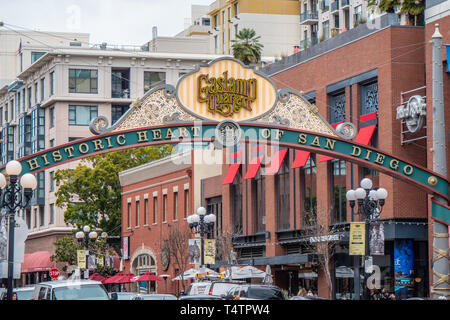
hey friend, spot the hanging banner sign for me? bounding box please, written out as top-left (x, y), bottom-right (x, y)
top-left (369, 221), bottom-right (385, 255)
top-left (349, 222), bottom-right (366, 256)
top-left (77, 250), bottom-right (86, 269)
top-left (188, 239), bottom-right (201, 265)
top-left (203, 239), bottom-right (216, 265)
top-left (97, 255), bottom-right (104, 267)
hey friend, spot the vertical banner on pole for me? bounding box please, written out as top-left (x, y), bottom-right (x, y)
top-left (394, 239), bottom-right (414, 299)
top-left (203, 239), bottom-right (216, 265)
top-left (369, 221), bottom-right (384, 255)
top-left (349, 222), bottom-right (366, 255)
top-left (77, 250), bottom-right (86, 269)
top-left (188, 239), bottom-right (201, 265)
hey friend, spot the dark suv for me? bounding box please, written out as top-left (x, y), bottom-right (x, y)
top-left (225, 284), bottom-right (286, 300)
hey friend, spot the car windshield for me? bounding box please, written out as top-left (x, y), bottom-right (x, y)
top-left (53, 284), bottom-right (109, 300)
top-left (15, 290), bottom-right (34, 300)
top-left (247, 287), bottom-right (284, 300)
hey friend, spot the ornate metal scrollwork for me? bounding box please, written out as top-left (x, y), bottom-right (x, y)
top-left (334, 122), bottom-right (357, 140)
top-left (277, 88), bottom-right (292, 102)
top-left (89, 116), bottom-right (110, 135)
top-left (271, 115), bottom-right (291, 127)
top-left (163, 85), bottom-right (176, 99)
top-left (163, 112), bottom-right (183, 124)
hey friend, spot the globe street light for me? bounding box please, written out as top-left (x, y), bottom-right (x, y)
top-left (186, 207), bottom-right (216, 269)
top-left (76, 225), bottom-right (105, 279)
top-left (0, 160), bottom-right (37, 300)
top-left (346, 178), bottom-right (388, 300)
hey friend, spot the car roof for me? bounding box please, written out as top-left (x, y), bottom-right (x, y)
top-left (35, 280), bottom-right (103, 288)
top-left (179, 295), bottom-right (222, 300)
top-left (14, 286), bottom-right (35, 291)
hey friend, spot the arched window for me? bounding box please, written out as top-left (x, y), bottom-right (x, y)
top-left (132, 253), bottom-right (157, 293)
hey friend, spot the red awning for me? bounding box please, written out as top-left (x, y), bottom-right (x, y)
top-left (265, 149), bottom-right (288, 175)
top-left (354, 124), bottom-right (377, 145)
top-left (244, 146), bottom-right (265, 180)
top-left (223, 152), bottom-right (242, 185)
top-left (292, 151), bottom-right (310, 169)
top-left (21, 251), bottom-right (55, 273)
top-left (359, 112), bottom-right (377, 123)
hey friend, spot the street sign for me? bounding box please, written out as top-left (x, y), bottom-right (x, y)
top-left (50, 268), bottom-right (60, 280)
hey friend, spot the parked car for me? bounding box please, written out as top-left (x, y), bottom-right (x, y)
top-left (132, 294), bottom-right (177, 300)
top-left (187, 280), bottom-right (244, 297)
top-left (109, 292), bottom-right (137, 300)
top-left (31, 280), bottom-right (110, 300)
top-left (14, 286), bottom-right (35, 300)
top-left (224, 284), bottom-right (286, 300)
top-left (179, 294), bottom-right (224, 300)
top-left (289, 295), bottom-right (329, 300)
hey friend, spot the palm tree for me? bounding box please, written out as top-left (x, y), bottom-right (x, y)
top-left (231, 28), bottom-right (264, 65)
top-left (401, 0), bottom-right (425, 26)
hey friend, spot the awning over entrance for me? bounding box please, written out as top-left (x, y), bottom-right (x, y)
top-left (292, 150), bottom-right (311, 169)
top-left (21, 251), bottom-right (55, 273)
top-left (223, 152), bottom-right (242, 185)
top-left (244, 146), bottom-right (265, 180)
top-left (265, 148), bottom-right (288, 175)
top-left (354, 124), bottom-right (377, 145)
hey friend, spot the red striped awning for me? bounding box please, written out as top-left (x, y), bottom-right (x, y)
top-left (21, 251), bottom-right (55, 273)
top-left (292, 150), bottom-right (311, 169)
top-left (223, 152), bottom-right (242, 185)
top-left (265, 149), bottom-right (288, 175)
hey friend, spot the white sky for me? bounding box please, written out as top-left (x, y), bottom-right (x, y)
top-left (0, 0), bottom-right (214, 45)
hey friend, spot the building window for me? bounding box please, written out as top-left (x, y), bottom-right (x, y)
top-left (49, 107), bottom-right (55, 128)
top-left (49, 204), bottom-right (55, 225)
top-left (31, 52), bottom-right (46, 64)
top-left (323, 20), bottom-right (330, 40)
top-left (361, 81), bottom-right (378, 116)
top-left (163, 194), bottom-right (167, 223)
top-left (153, 196), bottom-right (158, 224)
top-left (50, 72), bottom-right (55, 96)
top-left (127, 202), bottom-right (132, 228)
top-left (136, 200), bottom-right (140, 227)
top-left (69, 69), bottom-right (98, 93)
top-left (354, 5), bottom-right (362, 26)
top-left (40, 77), bottom-right (45, 102)
top-left (68, 105), bottom-right (98, 125)
top-left (27, 87), bottom-right (32, 109)
top-left (184, 189), bottom-right (189, 218)
top-left (39, 206), bottom-right (45, 227)
top-left (34, 82), bottom-right (38, 104)
top-left (49, 171), bottom-right (55, 192)
top-left (143, 71), bottom-right (165, 93)
top-left (253, 171), bottom-right (265, 233)
top-left (111, 105), bottom-right (129, 124)
top-left (33, 208), bottom-right (37, 228)
top-left (234, 2), bottom-right (239, 17)
top-left (331, 160), bottom-right (347, 224)
top-left (144, 198), bottom-right (149, 225)
top-left (206, 196), bottom-right (222, 238)
top-left (26, 209), bottom-right (31, 229)
top-left (50, 139), bottom-right (55, 147)
top-left (329, 92), bottom-right (345, 124)
top-left (301, 155), bottom-right (317, 225)
top-left (173, 192), bottom-right (178, 221)
top-left (231, 170), bottom-right (243, 234)
top-left (276, 153), bottom-right (290, 231)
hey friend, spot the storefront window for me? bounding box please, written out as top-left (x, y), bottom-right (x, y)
top-left (276, 155), bottom-right (290, 230)
top-left (301, 155), bottom-right (317, 225)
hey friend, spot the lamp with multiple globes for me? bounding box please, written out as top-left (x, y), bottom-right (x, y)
top-left (75, 225), bottom-right (108, 279)
top-left (0, 160), bottom-right (37, 300)
top-left (186, 207), bottom-right (216, 268)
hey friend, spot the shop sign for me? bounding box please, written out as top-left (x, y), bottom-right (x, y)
top-left (396, 95), bottom-right (426, 133)
top-left (349, 222), bottom-right (366, 255)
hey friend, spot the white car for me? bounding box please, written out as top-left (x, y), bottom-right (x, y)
top-left (31, 280), bottom-right (110, 300)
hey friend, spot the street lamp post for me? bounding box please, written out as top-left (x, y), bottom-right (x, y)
top-left (0, 160), bottom-right (37, 300)
top-left (346, 178), bottom-right (388, 300)
top-left (186, 207), bottom-right (216, 269)
top-left (75, 226), bottom-right (107, 279)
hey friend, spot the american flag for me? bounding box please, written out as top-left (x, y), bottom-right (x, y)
top-left (18, 39), bottom-right (22, 55)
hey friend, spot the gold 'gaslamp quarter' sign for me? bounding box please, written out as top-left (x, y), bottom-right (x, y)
top-left (176, 58), bottom-right (278, 122)
top-left (197, 71), bottom-right (257, 117)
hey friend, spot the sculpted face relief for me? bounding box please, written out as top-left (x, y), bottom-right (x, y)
top-left (197, 71), bottom-right (257, 117)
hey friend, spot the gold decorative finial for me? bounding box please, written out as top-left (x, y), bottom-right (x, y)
top-left (131, 98), bottom-right (142, 108)
top-left (428, 176), bottom-right (438, 186)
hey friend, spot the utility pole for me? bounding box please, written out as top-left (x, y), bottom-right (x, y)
top-left (431, 24), bottom-right (449, 299)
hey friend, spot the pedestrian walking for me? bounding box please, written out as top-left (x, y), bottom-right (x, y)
top-left (297, 287), bottom-right (307, 296)
top-left (307, 289), bottom-right (314, 297)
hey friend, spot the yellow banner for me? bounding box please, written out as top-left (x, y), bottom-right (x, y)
top-left (349, 222), bottom-right (366, 255)
top-left (203, 239), bottom-right (216, 265)
top-left (97, 255), bottom-right (104, 267)
top-left (77, 250), bottom-right (86, 269)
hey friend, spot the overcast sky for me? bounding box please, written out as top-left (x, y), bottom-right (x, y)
top-left (0, 0), bottom-right (214, 45)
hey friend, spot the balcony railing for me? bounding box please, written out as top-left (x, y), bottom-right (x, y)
top-left (300, 11), bottom-right (319, 23)
top-left (331, 1), bottom-right (339, 12)
top-left (112, 89), bottom-right (130, 99)
top-left (341, 0), bottom-right (350, 7)
top-left (300, 37), bottom-right (319, 49)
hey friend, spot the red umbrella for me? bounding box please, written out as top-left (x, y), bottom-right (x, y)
top-left (103, 273), bottom-right (123, 284)
top-left (102, 275), bottom-right (113, 284)
top-left (89, 273), bottom-right (106, 282)
top-left (132, 272), bottom-right (163, 282)
top-left (114, 273), bottom-right (136, 284)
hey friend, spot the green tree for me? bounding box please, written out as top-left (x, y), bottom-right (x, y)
top-left (400, 0), bottom-right (425, 25)
top-left (231, 28), bottom-right (264, 65)
top-left (54, 145), bottom-right (173, 236)
top-left (367, 0), bottom-right (401, 13)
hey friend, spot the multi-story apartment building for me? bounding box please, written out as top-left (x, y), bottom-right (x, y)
top-left (0, 35), bottom-right (221, 284)
top-left (208, 0), bottom-right (301, 59)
